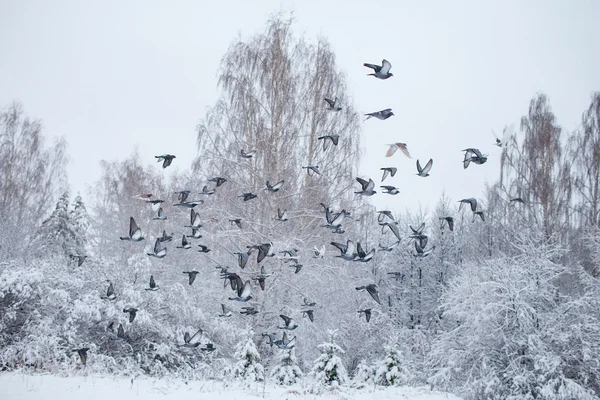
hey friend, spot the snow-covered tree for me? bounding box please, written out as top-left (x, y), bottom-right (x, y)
top-left (69, 195), bottom-right (90, 255)
top-left (34, 192), bottom-right (78, 259)
top-left (352, 360), bottom-right (375, 386)
top-left (374, 344), bottom-right (413, 386)
top-left (232, 328), bottom-right (264, 383)
top-left (311, 330), bottom-right (348, 386)
top-left (270, 348), bottom-right (303, 385)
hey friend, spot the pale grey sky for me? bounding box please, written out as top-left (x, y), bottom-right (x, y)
top-left (1, 0), bottom-right (598, 215)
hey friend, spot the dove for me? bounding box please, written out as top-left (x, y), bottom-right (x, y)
top-left (414, 241), bottom-right (436, 258)
top-left (377, 210), bottom-right (395, 223)
top-left (70, 254), bottom-right (87, 267)
top-left (183, 270), bottom-right (199, 285)
top-left (176, 234), bottom-right (192, 249)
top-left (276, 208), bottom-right (289, 221)
top-left (313, 245), bottom-right (326, 258)
top-left (462, 148), bottom-right (488, 169)
top-left (439, 217), bottom-right (454, 231)
top-left (356, 284), bottom-right (381, 305)
top-left (378, 241), bottom-right (400, 252)
top-left (302, 165), bottom-right (321, 175)
top-left (458, 198), bottom-right (478, 212)
top-left (386, 143), bottom-right (411, 158)
top-left (123, 308), bottom-right (138, 323)
top-left (253, 265), bottom-right (270, 290)
top-left (363, 59), bottom-right (393, 79)
top-left (101, 282), bottom-right (117, 301)
top-left (197, 244), bottom-right (211, 253)
top-left (158, 230), bottom-right (173, 242)
top-left (416, 159), bottom-right (433, 177)
top-left (218, 304), bottom-right (232, 317)
top-left (301, 309), bottom-right (314, 322)
top-left (354, 242), bottom-right (375, 262)
top-left (199, 185), bottom-right (215, 195)
top-left (120, 217), bottom-right (144, 241)
top-left (279, 315), bottom-right (298, 330)
top-left (208, 177), bottom-right (227, 187)
top-left (302, 298), bottom-right (316, 307)
top-left (380, 167), bottom-right (397, 182)
top-left (239, 193), bottom-right (258, 201)
top-left (229, 218), bottom-right (242, 229)
top-left (358, 309), bottom-right (372, 323)
top-left (239, 149), bottom-right (256, 159)
top-left (155, 154), bottom-right (176, 168)
top-left (355, 177), bottom-right (377, 196)
top-left (381, 185), bottom-right (399, 195)
top-left (145, 275), bottom-right (159, 291)
top-left (265, 180), bottom-right (284, 192)
top-left (365, 108), bottom-right (394, 121)
top-left (190, 228), bottom-right (202, 239)
top-left (473, 211), bottom-right (485, 222)
top-left (241, 306), bottom-right (259, 316)
top-left (147, 238), bottom-right (167, 258)
top-left (201, 343), bottom-right (216, 352)
top-left (380, 221), bottom-right (401, 242)
top-left (229, 280), bottom-right (253, 302)
top-left (324, 97), bottom-right (342, 111)
top-left (492, 123), bottom-right (514, 147)
top-left (234, 251), bottom-right (250, 269)
top-left (145, 199), bottom-right (164, 212)
top-left (330, 239), bottom-right (356, 261)
top-left (182, 329), bottom-right (203, 348)
top-left (152, 207), bottom-right (167, 221)
top-left (318, 134), bottom-right (340, 151)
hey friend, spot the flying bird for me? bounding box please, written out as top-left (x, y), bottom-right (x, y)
top-left (241, 306), bottom-right (259, 316)
top-left (183, 270), bottom-right (199, 286)
top-left (354, 242), bottom-right (375, 262)
top-left (355, 177), bottom-right (377, 196)
top-left (145, 275), bottom-right (159, 291)
top-left (318, 134), bottom-right (340, 151)
top-left (158, 230), bottom-right (173, 242)
top-left (302, 165), bottom-right (321, 176)
top-left (279, 315), bottom-right (298, 330)
top-left (378, 241), bottom-right (400, 252)
top-left (208, 177), bottom-right (227, 187)
top-left (186, 210), bottom-right (202, 229)
top-left (239, 193), bottom-right (258, 202)
top-left (330, 239), bottom-right (356, 261)
top-left (229, 218), bottom-right (243, 229)
top-left (239, 149), bottom-right (256, 159)
top-left (301, 309), bottom-right (314, 322)
top-left (462, 148), bottom-right (488, 169)
top-left (70, 254), bottom-right (87, 267)
top-left (197, 244), bottom-right (211, 253)
top-left (253, 265), bottom-right (270, 290)
top-left (147, 238), bottom-right (167, 258)
top-left (153, 207), bottom-right (167, 221)
top-left (458, 198), bottom-right (478, 212)
top-left (182, 329), bottom-right (203, 348)
top-left (416, 159), bottom-right (433, 177)
top-left (265, 180), bottom-right (284, 192)
top-left (276, 208), bottom-right (289, 221)
top-left (324, 97), bottom-right (342, 111)
top-left (473, 211), bottom-right (485, 222)
top-left (302, 298), bottom-right (316, 307)
top-left (73, 348), bottom-right (89, 366)
top-left (176, 234), bottom-right (192, 249)
top-left (439, 217), bottom-right (454, 231)
top-left (199, 185), bottom-right (215, 195)
top-left (365, 108), bottom-right (394, 121)
top-left (377, 210), bottom-right (395, 223)
top-left (120, 217), bottom-right (144, 241)
top-left (381, 185), bottom-right (399, 195)
top-left (510, 197), bottom-right (526, 204)
top-left (117, 324), bottom-right (126, 339)
top-left (385, 143), bottom-right (411, 158)
top-left (190, 228), bottom-right (203, 239)
top-left (218, 304), bottom-right (232, 317)
top-left (155, 154), bottom-right (176, 168)
top-left (492, 123), bottom-right (514, 147)
top-left (145, 199), bottom-right (164, 212)
top-left (234, 251), bottom-right (250, 269)
top-left (313, 245), bottom-right (326, 258)
top-left (229, 280), bottom-right (253, 302)
top-left (201, 343), bottom-right (216, 352)
top-left (356, 284), bottom-right (382, 305)
top-left (123, 307), bottom-right (138, 323)
top-left (363, 59), bottom-right (393, 79)
top-left (380, 167), bottom-right (397, 182)
top-left (101, 282), bottom-right (117, 301)
top-left (358, 309), bottom-right (372, 323)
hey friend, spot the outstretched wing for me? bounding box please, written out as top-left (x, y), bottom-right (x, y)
top-left (380, 59), bottom-right (392, 74)
top-left (385, 145), bottom-right (398, 158)
top-left (421, 159), bottom-right (434, 175)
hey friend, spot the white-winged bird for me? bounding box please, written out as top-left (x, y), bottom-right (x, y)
top-left (176, 234), bottom-right (191, 249)
top-left (218, 303), bottom-right (232, 317)
top-left (301, 309), bottom-right (314, 322)
top-left (265, 180), bottom-right (284, 192)
top-left (385, 143), bottom-right (411, 158)
top-left (330, 239), bottom-right (356, 261)
top-left (153, 207), bottom-right (167, 220)
top-left (355, 177), bottom-right (377, 196)
top-left (147, 238), bottom-right (167, 258)
top-left (120, 217), bottom-right (144, 241)
top-left (458, 198), bottom-right (478, 212)
top-left (101, 282), bottom-right (117, 301)
top-left (276, 208), bottom-right (289, 221)
top-left (416, 159), bottom-right (433, 177)
top-left (158, 230), bottom-right (173, 242)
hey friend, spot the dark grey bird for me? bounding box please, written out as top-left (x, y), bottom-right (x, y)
top-left (176, 234), bottom-right (191, 249)
top-left (381, 185), bottom-right (399, 195)
top-left (459, 198), bottom-right (478, 212)
top-left (410, 223), bottom-right (425, 236)
top-left (356, 284), bottom-right (382, 305)
top-left (288, 262), bottom-right (303, 274)
top-left (387, 271), bottom-right (404, 281)
top-left (355, 177), bottom-right (377, 196)
top-left (363, 59), bottom-right (393, 79)
top-left (324, 97), bottom-right (342, 111)
top-left (229, 280), bottom-right (253, 302)
top-left (183, 270), bottom-right (199, 286)
top-left (276, 208), bottom-right (289, 221)
top-left (510, 197), bottom-right (526, 204)
top-left (380, 167), bottom-right (397, 182)
top-left (218, 303), bottom-right (232, 317)
top-left (302, 298), bottom-right (316, 307)
top-left (71, 254), bottom-right (87, 266)
top-left (301, 309), bottom-right (314, 322)
top-left (175, 190), bottom-right (191, 203)
top-left (414, 241), bottom-right (435, 258)
top-left (416, 159), bottom-right (433, 177)
top-left (182, 329), bottom-right (203, 348)
top-left (331, 239), bottom-right (356, 261)
top-left (248, 242), bottom-right (275, 264)
top-left (101, 282), bottom-right (117, 301)
top-left (239, 193), bottom-right (258, 201)
top-left (365, 108), bottom-right (394, 121)
top-left (323, 207), bottom-right (348, 230)
top-left (241, 306), bottom-right (259, 316)
top-left (147, 238), bottom-right (167, 258)
top-left (197, 244), bottom-right (211, 253)
top-left (208, 177), bottom-right (227, 187)
top-left (354, 242), bottom-right (375, 262)
top-left (279, 314), bottom-right (298, 330)
top-left (234, 251), bottom-right (250, 269)
top-left (145, 199), bottom-right (164, 212)
top-left (155, 154), bottom-right (176, 168)
top-left (173, 200), bottom-right (202, 209)
top-left (158, 230), bottom-right (173, 242)
top-left (385, 143), bottom-right (411, 158)
top-left (73, 348), bottom-right (89, 366)
top-left (358, 309), bottom-right (372, 323)
top-left (153, 207), bottom-right (167, 221)
top-left (318, 134), bottom-right (340, 151)
top-left (190, 228), bottom-right (202, 239)
top-left (229, 218), bottom-right (242, 229)
top-left (201, 343), bottom-right (216, 352)
top-left (280, 248), bottom-right (299, 258)
top-left (377, 210), bottom-right (395, 223)
top-left (239, 149), bottom-right (256, 159)
top-left (302, 165), bottom-right (321, 176)
top-left (253, 265), bottom-right (270, 290)
top-left (120, 217), bottom-right (144, 241)
top-left (117, 323), bottom-right (126, 339)
top-left (462, 148), bottom-right (488, 169)
top-left (199, 185), bottom-right (215, 195)
top-left (473, 211), bottom-right (485, 222)
top-left (265, 180), bottom-right (284, 192)
top-left (145, 275), bottom-right (159, 291)
top-left (123, 308), bottom-right (138, 323)
top-left (439, 217), bottom-right (454, 231)
top-left (378, 241), bottom-right (400, 252)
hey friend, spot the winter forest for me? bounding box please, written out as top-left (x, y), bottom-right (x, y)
top-left (2, 15), bottom-right (600, 400)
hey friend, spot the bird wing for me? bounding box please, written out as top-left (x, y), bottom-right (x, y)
top-left (502, 123), bottom-right (515, 144)
top-left (129, 217), bottom-right (139, 237)
top-left (397, 143), bottom-right (411, 158)
top-left (363, 62), bottom-right (380, 71)
top-left (388, 223), bottom-right (401, 241)
top-left (346, 239), bottom-right (356, 256)
top-left (356, 177), bottom-right (369, 190)
top-left (469, 198), bottom-right (478, 212)
top-left (422, 159), bottom-right (434, 175)
top-left (239, 281), bottom-right (252, 298)
top-left (153, 238), bottom-right (161, 254)
top-left (381, 168), bottom-right (390, 181)
top-left (188, 329), bottom-right (203, 345)
top-left (366, 179), bottom-right (375, 192)
top-left (280, 314), bottom-right (291, 326)
top-left (367, 285), bottom-right (381, 304)
top-left (149, 276), bottom-right (156, 288)
top-left (416, 159), bottom-right (423, 174)
top-left (324, 98), bottom-right (335, 108)
top-left (330, 211), bottom-right (346, 227)
top-left (380, 59), bottom-right (392, 74)
top-left (385, 145), bottom-right (398, 157)
top-left (330, 241), bottom-right (346, 253)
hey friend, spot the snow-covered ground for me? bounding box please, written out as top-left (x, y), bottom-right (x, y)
top-left (1, 373), bottom-right (461, 400)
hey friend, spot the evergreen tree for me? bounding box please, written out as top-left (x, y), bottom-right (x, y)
top-left (69, 195), bottom-right (89, 255)
top-left (34, 191), bottom-right (78, 258)
top-left (232, 328), bottom-right (264, 383)
top-left (311, 330), bottom-right (348, 386)
top-left (374, 344), bottom-right (413, 386)
top-left (271, 348), bottom-right (303, 385)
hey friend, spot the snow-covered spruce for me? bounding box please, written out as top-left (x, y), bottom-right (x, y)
top-left (232, 328), bottom-right (264, 383)
top-left (374, 344), bottom-right (413, 386)
top-left (352, 360), bottom-right (375, 386)
top-left (270, 348), bottom-right (303, 385)
top-left (310, 330), bottom-right (348, 386)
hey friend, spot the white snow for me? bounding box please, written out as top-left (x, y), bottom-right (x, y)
top-left (1, 372), bottom-right (462, 400)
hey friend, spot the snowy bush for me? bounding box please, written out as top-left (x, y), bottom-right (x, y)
top-left (232, 328), bottom-right (264, 383)
top-left (352, 360), bottom-right (375, 386)
top-left (270, 349), bottom-right (303, 385)
top-left (310, 330), bottom-right (348, 386)
top-left (374, 344), bottom-right (413, 386)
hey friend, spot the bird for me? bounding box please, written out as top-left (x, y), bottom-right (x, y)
top-left (473, 211), bottom-right (485, 222)
top-left (378, 241), bottom-right (400, 252)
top-left (318, 134), bottom-right (340, 151)
top-left (354, 243), bottom-right (375, 262)
top-left (356, 284), bottom-right (381, 305)
top-left (330, 239), bottom-right (356, 261)
top-left (301, 309), bottom-right (314, 322)
top-left (197, 244), bottom-right (211, 253)
top-left (208, 177), bottom-right (227, 187)
top-left (302, 298), bottom-right (316, 307)
top-left (253, 265), bottom-right (270, 290)
top-left (288, 262), bottom-right (303, 274)
top-left (363, 59), bottom-right (393, 79)
top-left (155, 154), bottom-right (176, 168)
top-left (120, 217), bottom-right (144, 241)
top-left (385, 143), bottom-right (411, 158)
top-left (147, 238), bottom-right (167, 258)
top-left (380, 167), bottom-right (397, 182)
top-left (183, 270), bottom-right (199, 286)
top-left (410, 223), bottom-right (425, 236)
top-left (380, 221), bottom-right (401, 242)
top-left (229, 218), bottom-right (242, 229)
top-left (355, 177), bottom-right (377, 196)
top-left (381, 185), bottom-right (399, 195)
top-left (439, 217), bottom-right (454, 231)
top-left (189, 228), bottom-right (203, 239)
top-left (279, 314), bottom-right (298, 330)
top-left (182, 329), bottom-right (203, 348)
top-left (510, 197), bottom-right (526, 204)
top-left (101, 282), bottom-right (117, 301)
top-left (173, 200), bottom-right (202, 209)
top-left (174, 190), bottom-right (191, 203)
top-left (458, 198), bottom-right (478, 212)
top-left (387, 271), bottom-right (404, 281)
top-left (275, 208), bottom-right (289, 222)
top-left (176, 234), bottom-right (191, 249)
top-left (153, 207), bottom-right (167, 221)
top-left (229, 280), bottom-right (253, 302)
top-left (324, 97), bottom-right (342, 111)
top-left (365, 108), bottom-right (394, 121)
top-left (134, 193), bottom-right (153, 200)
top-left (145, 275), bottom-right (159, 291)
top-left (157, 230), bottom-right (173, 242)
top-left (234, 251), bottom-right (250, 269)
top-left (70, 254), bottom-right (87, 267)
top-left (377, 210), bottom-right (395, 223)
top-left (239, 149), bottom-right (256, 158)
top-left (248, 242), bottom-right (275, 263)
top-left (302, 165), bottom-right (321, 176)
top-left (323, 208), bottom-right (349, 229)
top-left (462, 148), bottom-right (488, 169)
top-left (416, 159), bottom-right (433, 177)
top-left (414, 241), bottom-right (435, 258)
top-left (117, 323), bottom-right (126, 339)
top-left (73, 348), bottom-right (89, 366)
top-left (199, 185), bottom-right (215, 195)
top-left (358, 309), bottom-right (372, 323)
top-left (218, 304), bottom-right (232, 317)
top-left (241, 306), bottom-right (259, 316)
top-left (239, 193), bottom-right (258, 201)
top-left (265, 180), bottom-right (284, 192)
top-left (123, 308), bottom-right (138, 323)
top-left (201, 343), bottom-right (216, 352)
top-left (313, 245), bottom-right (326, 258)
top-left (492, 123), bottom-right (514, 147)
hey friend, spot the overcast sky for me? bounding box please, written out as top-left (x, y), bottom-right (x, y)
top-left (1, 0), bottom-right (598, 215)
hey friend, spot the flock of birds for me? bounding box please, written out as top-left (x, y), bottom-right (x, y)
top-left (70, 59), bottom-right (524, 367)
